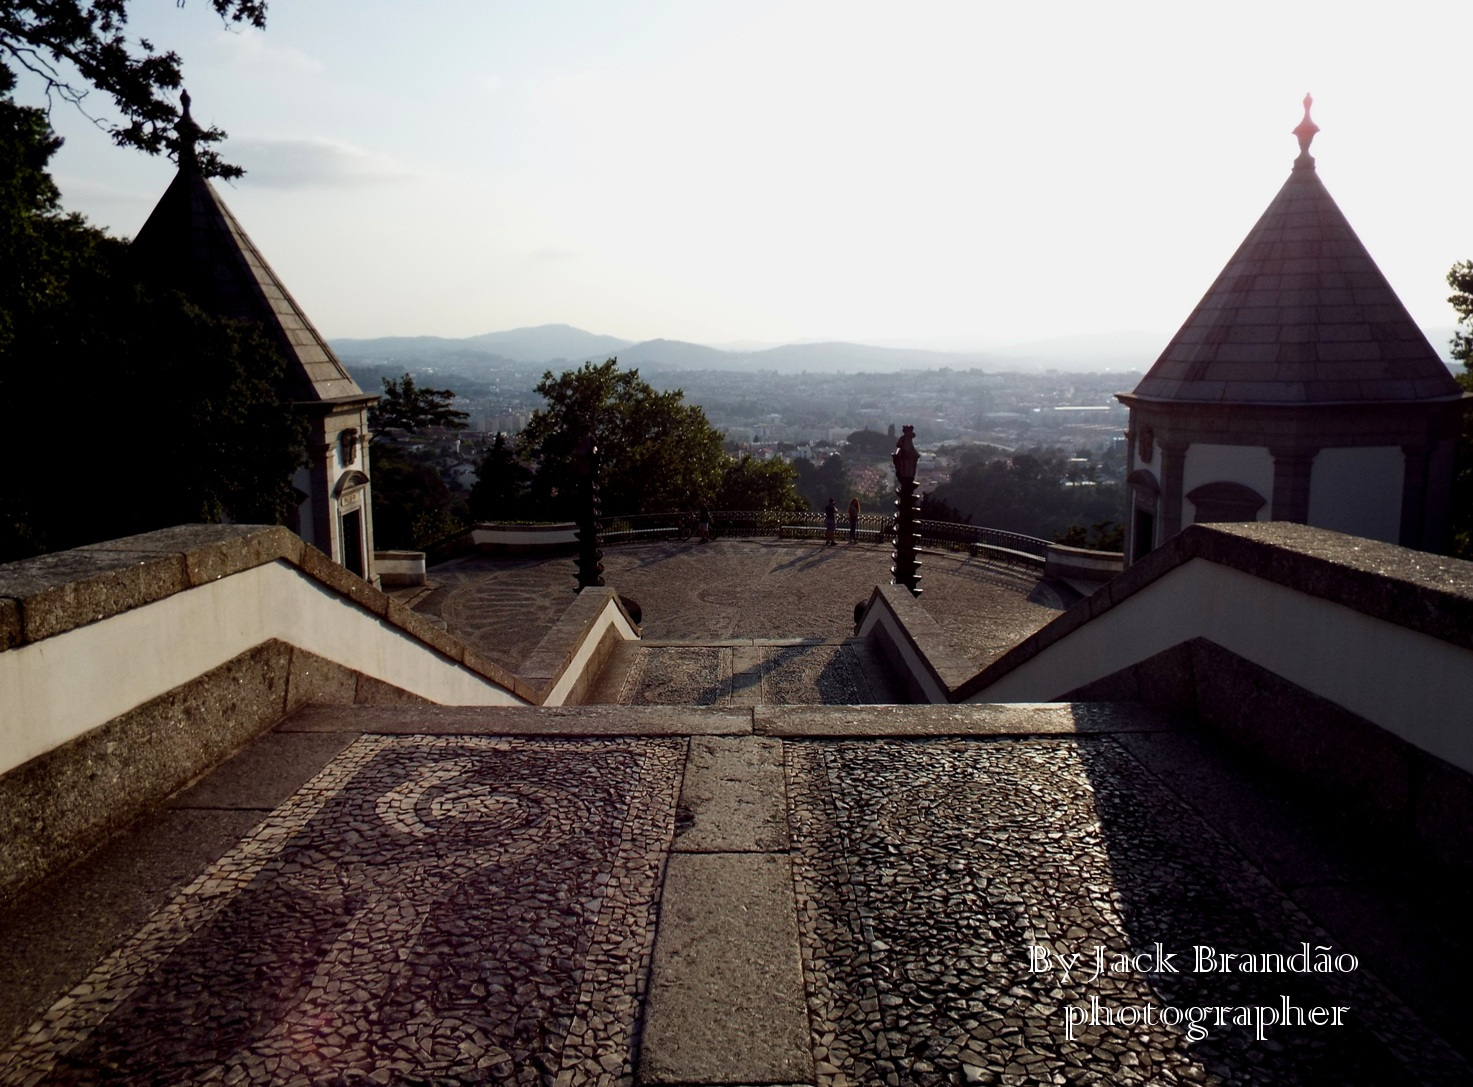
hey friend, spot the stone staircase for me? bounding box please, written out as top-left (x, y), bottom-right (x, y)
top-left (2, 700), bottom-right (1468, 1086)
top-left (587, 638), bottom-right (909, 706)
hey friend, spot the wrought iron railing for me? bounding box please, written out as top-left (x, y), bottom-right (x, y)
top-left (597, 511), bottom-right (693, 543)
top-left (710, 510), bottom-right (892, 539)
top-left (913, 519), bottom-right (1050, 561)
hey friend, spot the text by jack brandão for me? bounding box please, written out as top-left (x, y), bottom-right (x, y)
top-left (1029, 943), bottom-right (1357, 1043)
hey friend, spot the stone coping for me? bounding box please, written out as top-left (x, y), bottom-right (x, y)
top-left (274, 701), bottom-right (1180, 737)
top-left (953, 522), bottom-right (1473, 702)
top-left (0, 525), bottom-right (523, 697)
top-left (754, 702), bottom-right (1186, 737)
top-left (516, 586), bottom-right (639, 696)
top-left (859, 583), bottom-right (978, 695)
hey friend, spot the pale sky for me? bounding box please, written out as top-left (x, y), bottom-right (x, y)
top-left (16, 0), bottom-right (1473, 350)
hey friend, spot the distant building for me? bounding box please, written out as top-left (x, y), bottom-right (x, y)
top-left (1119, 97), bottom-right (1467, 564)
top-left (129, 95), bottom-right (378, 581)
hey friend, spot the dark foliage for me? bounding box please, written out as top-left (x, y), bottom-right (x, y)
top-left (713, 454), bottom-right (805, 513)
top-left (1, 87), bottom-right (304, 561)
top-left (919, 493), bottom-right (971, 524)
top-left (1055, 520), bottom-right (1125, 551)
top-left (1446, 261), bottom-right (1473, 558)
top-left (370, 372), bottom-right (469, 434)
top-left (518, 359), bottom-right (729, 519)
top-left (369, 443), bottom-right (467, 550)
top-left (926, 445), bottom-right (1122, 541)
top-left (793, 453), bottom-right (851, 512)
top-left (468, 432), bottom-right (532, 522)
top-left (0, 2), bottom-right (264, 177)
top-left (844, 428), bottom-right (894, 457)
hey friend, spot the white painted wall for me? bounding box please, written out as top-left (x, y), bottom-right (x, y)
top-left (969, 558), bottom-right (1473, 774)
top-left (1182, 444), bottom-right (1274, 524)
top-left (0, 561), bottom-right (527, 777)
top-left (1308, 446), bottom-right (1404, 543)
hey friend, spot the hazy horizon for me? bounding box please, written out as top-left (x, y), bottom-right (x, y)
top-left (16, 3), bottom-right (1472, 350)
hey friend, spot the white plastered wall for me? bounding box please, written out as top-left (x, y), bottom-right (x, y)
top-left (969, 558), bottom-right (1473, 774)
top-left (1308, 446), bottom-right (1404, 543)
top-left (0, 560), bottom-right (526, 776)
top-left (1182, 444), bottom-right (1274, 524)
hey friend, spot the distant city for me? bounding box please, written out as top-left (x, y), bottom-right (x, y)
top-left (335, 326), bottom-right (1148, 501)
top-left (334, 321), bottom-right (1462, 544)
top-left (333, 322), bottom-right (1460, 464)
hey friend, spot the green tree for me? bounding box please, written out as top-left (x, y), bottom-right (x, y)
top-left (793, 452), bottom-right (851, 511)
top-left (1449, 261), bottom-right (1473, 376)
top-left (0, 85), bottom-right (305, 561)
top-left (713, 454), bottom-right (804, 512)
top-left (844, 428), bottom-right (893, 458)
top-left (468, 432), bottom-right (532, 522)
top-left (370, 372), bottom-right (469, 433)
top-left (366, 373), bottom-right (471, 545)
top-left (369, 451), bottom-right (464, 550)
top-left (518, 359), bottom-right (726, 518)
top-left (1446, 261), bottom-right (1473, 557)
top-left (1, 1), bottom-right (264, 176)
top-left (927, 445), bottom-right (1122, 541)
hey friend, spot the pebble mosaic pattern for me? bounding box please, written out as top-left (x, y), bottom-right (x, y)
top-left (761, 643), bottom-right (885, 705)
top-left (0, 736), bottom-right (684, 1087)
top-left (786, 738), bottom-right (1467, 1087)
top-left (619, 647), bottom-right (731, 705)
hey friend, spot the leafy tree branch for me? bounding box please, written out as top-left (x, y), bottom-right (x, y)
top-left (0, 1), bottom-right (266, 177)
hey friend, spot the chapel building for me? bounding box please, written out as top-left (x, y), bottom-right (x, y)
top-left (128, 94), bottom-right (378, 581)
top-left (1118, 97), bottom-right (1467, 565)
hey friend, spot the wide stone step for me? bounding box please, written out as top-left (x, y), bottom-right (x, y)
top-left (587, 637), bottom-right (924, 706)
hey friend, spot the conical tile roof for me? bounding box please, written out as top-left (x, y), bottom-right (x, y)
top-left (1131, 104), bottom-right (1460, 405)
top-left (130, 104), bottom-right (366, 405)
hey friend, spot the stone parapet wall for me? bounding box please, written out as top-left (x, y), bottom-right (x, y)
top-left (1043, 543), bottom-right (1124, 584)
top-left (0, 524), bottom-right (639, 905)
top-left (374, 549), bottom-right (426, 587)
top-left (859, 521), bottom-right (1473, 872)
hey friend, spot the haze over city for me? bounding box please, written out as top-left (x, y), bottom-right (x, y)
top-left (16, 1), bottom-right (1472, 353)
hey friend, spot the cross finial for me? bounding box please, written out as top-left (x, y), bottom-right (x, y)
top-left (1292, 92), bottom-right (1319, 170)
top-left (176, 89), bottom-right (202, 173)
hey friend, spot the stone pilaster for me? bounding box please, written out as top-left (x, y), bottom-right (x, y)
top-left (1159, 441), bottom-right (1187, 539)
top-left (1270, 446), bottom-right (1315, 524)
top-left (1399, 442), bottom-right (1428, 550)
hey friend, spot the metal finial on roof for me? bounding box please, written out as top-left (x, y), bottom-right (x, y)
top-left (1292, 92), bottom-right (1319, 169)
top-left (176, 89), bottom-right (202, 173)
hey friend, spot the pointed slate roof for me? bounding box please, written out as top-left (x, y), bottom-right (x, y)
top-left (1131, 97), bottom-right (1461, 405)
top-left (129, 96), bottom-right (367, 405)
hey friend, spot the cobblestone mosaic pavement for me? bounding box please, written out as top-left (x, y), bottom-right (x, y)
top-left (0, 736), bottom-right (683, 1087)
top-left (4, 726), bottom-right (1463, 1085)
top-left (786, 738), bottom-right (1466, 1087)
top-left (420, 541), bottom-right (1060, 673)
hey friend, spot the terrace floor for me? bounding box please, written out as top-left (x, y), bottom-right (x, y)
top-left (410, 537), bottom-right (1065, 677)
